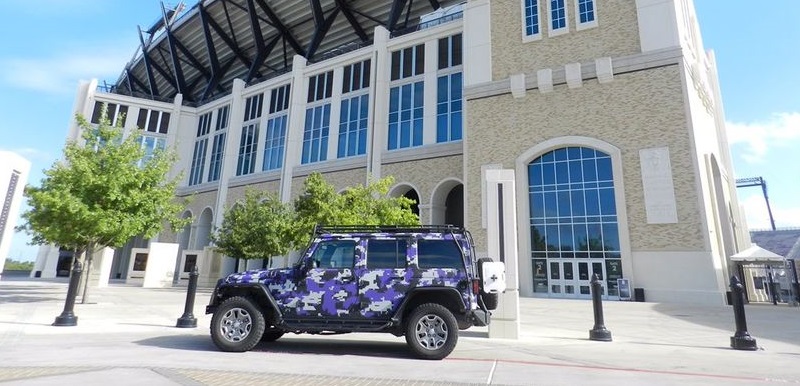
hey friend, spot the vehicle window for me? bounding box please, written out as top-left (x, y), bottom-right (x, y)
top-left (417, 239), bottom-right (463, 269)
top-left (312, 240), bottom-right (356, 269)
top-left (367, 239), bottom-right (407, 268)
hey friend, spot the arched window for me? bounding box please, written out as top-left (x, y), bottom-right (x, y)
top-left (528, 147), bottom-right (621, 298)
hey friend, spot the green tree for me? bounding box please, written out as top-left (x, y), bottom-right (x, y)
top-left (294, 172), bottom-right (419, 231)
top-left (17, 105), bottom-right (188, 285)
top-left (4, 259), bottom-right (34, 271)
top-left (210, 189), bottom-right (305, 268)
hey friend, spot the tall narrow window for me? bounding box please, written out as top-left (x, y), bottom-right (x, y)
top-left (436, 34), bottom-right (463, 143)
top-left (237, 94), bottom-right (262, 176)
top-left (575, 0), bottom-right (597, 30)
top-left (549, 0), bottom-right (567, 35)
top-left (389, 44), bottom-right (425, 150)
top-left (522, 0), bottom-right (541, 39)
top-left (188, 112), bottom-right (212, 185)
top-left (302, 73), bottom-right (332, 164)
top-left (207, 105), bottom-right (229, 182)
top-left (302, 105), bottom-right (330, 164)
top-left (236, 124), bottom-right (259, 176)
top-left (338, 60), bottom-right (371, 158)
top-left (263, 85), bottom-right (290, 171)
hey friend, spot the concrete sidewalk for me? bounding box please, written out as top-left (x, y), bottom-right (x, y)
top-left (0, 277), bottom-right (798, 385)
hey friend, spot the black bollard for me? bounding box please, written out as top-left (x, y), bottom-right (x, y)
top-left (176, 265), bottom-right (199, 328)
top-left (589, 273), bottom-right (612, 341)
top-left (53, 259), bottom-right (83, 326)
top-left (729, 276), bottom-right (758, 350)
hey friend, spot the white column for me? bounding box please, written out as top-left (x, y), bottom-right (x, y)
top-left (485, 169), bottom-right (520, 339)
top-left (368, 26), bottom-right (390, 180)
top-left (214, 78), bottom-right (246, 229)
top-left (280, 55), bottom-right (309, 202)
top-left (463, 0), bottom-right (492, 87)
top-left (327, 66), bottom-right (345, 159)
top-left (423, 39), bottom-right (438, 145)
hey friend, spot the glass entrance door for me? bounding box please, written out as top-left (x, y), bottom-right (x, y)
top-left (548, 259), bottom-right (607, 299)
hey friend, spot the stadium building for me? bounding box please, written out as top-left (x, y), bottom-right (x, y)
top-left (32, 0), bottom-right (750, 305)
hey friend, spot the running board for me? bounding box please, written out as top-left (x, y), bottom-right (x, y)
top-left (280, 318), bottom-right (393, 333)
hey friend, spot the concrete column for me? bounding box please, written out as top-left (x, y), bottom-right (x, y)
top-left (485, 169), bottom-right (520, 339)
top-left (463, 0), bottom-right (492, 87)
top-left (327, 66), bottom-right (344, 159)
top-left (280, 55), bottom-right (309, 202)
top-left (422, 39), bottom-right (438, 145)
top-left (213, 78), bottom-right (246, 229)
top-left (368, 26), bottom-right (390, 180)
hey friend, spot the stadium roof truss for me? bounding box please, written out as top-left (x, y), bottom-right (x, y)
top-left (113, 0), bottom-right (461, 106)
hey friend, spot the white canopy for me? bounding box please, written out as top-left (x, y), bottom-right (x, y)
top-left (730, 244), bottom-right (786, 263)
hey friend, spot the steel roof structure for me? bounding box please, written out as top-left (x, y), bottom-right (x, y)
top-left (111, 0), bottom-right (462, 107)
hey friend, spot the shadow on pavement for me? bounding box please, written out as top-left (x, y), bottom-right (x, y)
top-left (258, 337), bottom-right (414, 359)
top-left (652, 303), bottom-right (800, 347)
top-left (0, 295), bottom-right (63, 303)
top-left (134, 334), bottom-right (218, 351)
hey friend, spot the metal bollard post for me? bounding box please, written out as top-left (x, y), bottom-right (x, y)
top-left (53, 259), bottom-right (83, 326)
top-left (589, 273), bottom-right (612, 341)
top-left (176, 265), bottom-right (199, 328)
top-left (729, 276), bottom-right (758, 350)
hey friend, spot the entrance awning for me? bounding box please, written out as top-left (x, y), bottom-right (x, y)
top-left (730, 244), bottom-right (786, 263)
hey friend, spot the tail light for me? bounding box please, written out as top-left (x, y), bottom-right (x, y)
top-left (472, 279), bottom-right (480, 295)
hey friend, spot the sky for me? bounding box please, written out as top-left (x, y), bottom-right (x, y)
top-left (1, 1), bottom-right (799, 262)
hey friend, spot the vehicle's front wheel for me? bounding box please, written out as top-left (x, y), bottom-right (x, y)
top-left (404, 303), bottom-right (458, 360)
top-left (210, 296), bottom-right (265, 352)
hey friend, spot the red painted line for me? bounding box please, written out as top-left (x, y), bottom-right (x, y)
top-left (446, 356), bottom-right (788, 383)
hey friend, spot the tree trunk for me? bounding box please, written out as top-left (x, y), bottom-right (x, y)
top-left (80, 244), bottom-right (95, 304)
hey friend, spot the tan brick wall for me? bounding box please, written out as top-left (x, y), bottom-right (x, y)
top-left (491, 0), bottom-right (641, 80)
top-left (466, 65), bottom-right (706, 252)
top-left (183, 190), bottom-right (218, 220)
top-left (289, 168), bottom-right (368, 201)
top-left (227, 181), bottom-right (281, 206)
top-left (382, 155), bottom-right (463, 204)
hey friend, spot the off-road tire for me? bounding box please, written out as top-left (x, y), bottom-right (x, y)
top-left (210, 296), bottom-right (266, 352)
top-left (261, 330), bottom-right (285, 342)
top-left (477, 258), bottom-right (499, 310)
top-left (404, 303), bottom-right (458, 360)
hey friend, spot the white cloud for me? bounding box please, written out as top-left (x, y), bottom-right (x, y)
top-left (0, 46), bottom-right (135, 95)
top-left (726, 112), bottom-right (800, 164)
top-left (0, 147), bottom-right (54, 162)
top-left (739, 194), bottom-right (800, 231)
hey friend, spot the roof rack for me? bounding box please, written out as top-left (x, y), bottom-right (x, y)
top-left (314, 224), bottom-right (465, 235)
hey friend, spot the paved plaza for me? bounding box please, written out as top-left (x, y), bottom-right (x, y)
top-left (0, 276), bottom-right (798, 385)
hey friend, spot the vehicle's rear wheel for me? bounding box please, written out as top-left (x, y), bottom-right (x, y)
top-left (477, 258), bottom-right (499, 310)
top-left (404, 303), bottom-right (458, 360)
top-left (261, 330), bottom-right (284, 342)
top-left (210, 296), bottom-right (265, 352)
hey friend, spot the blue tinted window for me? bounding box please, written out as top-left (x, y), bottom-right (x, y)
top-left (301, 104), bottom-right (330, 164)
top-left (524, 0), bottom-right (540, 36)
top-left (550, 0), bottom-right (566, 30)
top-left (388, 82), bottom-right (423, 150)
top-left (436, 72), bottom-right (463, 143)
top-left (338, 95), bottom-right (368, 158)
top-left (578, 0), bottom-right (595, 24)
top-left (527, 147), bottom-right (621, 291)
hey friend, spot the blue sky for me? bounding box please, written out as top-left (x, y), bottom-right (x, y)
top-left (1, 1), bottom-right (798, 262)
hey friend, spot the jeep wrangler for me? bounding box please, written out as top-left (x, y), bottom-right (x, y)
top-left (205, 225), bottom-right (506, 360)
